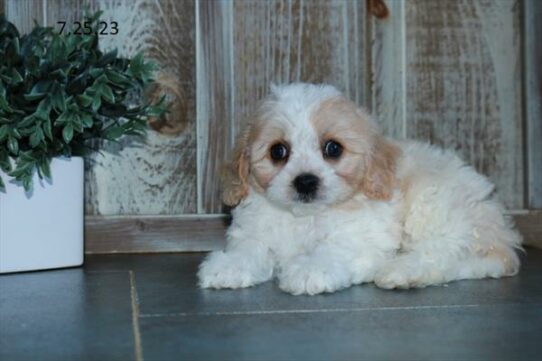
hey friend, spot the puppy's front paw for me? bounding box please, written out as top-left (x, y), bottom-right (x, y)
top-left (278, 257), bottom-right (351, 295)
top-left (198, 251), bottom-right (258, 289)
top-left (374, 268), bottom-right (414, 289)
top-left (374, 261), bottom-right (437, 289)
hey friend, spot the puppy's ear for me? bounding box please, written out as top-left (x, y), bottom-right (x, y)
top-left (222, 124), bottom-right (252, 207)
top-left (360, 136), bottom-right (400, 200)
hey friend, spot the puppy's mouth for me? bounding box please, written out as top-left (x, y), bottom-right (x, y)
top-left (296, 193), bottom-right (317, 203)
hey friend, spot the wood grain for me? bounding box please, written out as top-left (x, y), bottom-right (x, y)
top-left (85, 215), bottom-right (228, 253)
top-left (44, 0), bottom-right (197, 215)
top-left (525, 0), bottom-right (542, 209)
top-left (84, 212), bottom-right (541, 254)
top-left (196, 0), bottom-right (235, 214)
top-left (4, 0), bottom-right (44, 33)
top-left (6, 0), bottom-right (532, 217)
top-left (369, 0), bottom-right (406, 138)
top-left (198, 0), bottom-right (368, 213)
top-left (403, 0), bottom-right (524, 209)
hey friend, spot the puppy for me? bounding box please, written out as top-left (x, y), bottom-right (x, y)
top-left (198, 83), bottom-right (522, 295)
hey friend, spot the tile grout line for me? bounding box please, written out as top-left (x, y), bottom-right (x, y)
top-left (129, 271), bottom-right (144, 361)
top-left (139, 303), bottom-right (494, 319)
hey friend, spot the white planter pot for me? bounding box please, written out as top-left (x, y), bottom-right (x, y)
top-left (0, 157), bottom-right (84, 273)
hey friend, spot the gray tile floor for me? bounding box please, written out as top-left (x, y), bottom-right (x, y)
top-left (1, 249), bottom-right (541, 361)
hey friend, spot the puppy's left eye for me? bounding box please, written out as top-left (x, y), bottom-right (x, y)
top-left (323, 140), bottom-right (343, 159)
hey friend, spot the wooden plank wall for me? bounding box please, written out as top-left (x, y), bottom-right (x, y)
top-left (3, 0), bottom-right (540, 252)
top-left (371, 0), bottom-right (524, 209)
top-left (4, 0), bottom-right (44, 33)
top-left (525, 0), bottom-right (542, 209)
top-left (84, 0), bottom-right (197, 215)
top-left (196, 0), bottom-right (235, 215)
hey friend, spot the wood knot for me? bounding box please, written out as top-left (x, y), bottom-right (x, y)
top-left (368, 0), bottom-right (389, 19)
top-left (135, 219), bottom-right (146, 231)
top-left (147, 72), bottom-right (189, 136)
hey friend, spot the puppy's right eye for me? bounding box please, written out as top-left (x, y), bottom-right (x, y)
top-left (270, 143), bottom-right (289, 162)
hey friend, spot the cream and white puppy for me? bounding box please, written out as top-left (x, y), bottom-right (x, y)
top-left (198, 83), bottom-right (522, 295)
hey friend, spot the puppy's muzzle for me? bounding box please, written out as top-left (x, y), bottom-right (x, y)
top-left (293, 173), bottom-right (320, 202)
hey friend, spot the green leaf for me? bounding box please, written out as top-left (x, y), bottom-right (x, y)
top-left (0, 125), bottom-right (8, 141)
top-left (98, 49), bottom-right (118, 66)
top-left (128, 53), bottom-right (144, 77)
top-left (11, 68), bottom-right (23, 84)
top-left (0, 151), bottom-right (13, 173)
top-left (8, 164), bottom-right (30, 178)
top-left (11, 128), bottom-right (21, 139)
top-left (22, 176), bottom-right (32, 192)
top-left (67, 71), bottom-right (89, 94)
top-left (24, 79), bottom-right (52, 101)
top-left (86, 9), bottom-right (104, 24)
top-left (34, 96), bottom-right (52, 120)
top-left (51, 88), bottom-right (67, 112)
top-left (48, 36), bottom-right (66, 64)
top-left (18, 115), bottom-right (36, 128)
top-left (38, 158), bottom-right (51, 179)
top-left (146, 96), bottom-right (168, 118)
top-left (91, 96), bottom-right (101, 112)
top-left (50, 68), bottom-right (68, 83)
top-left (65, 33), bottom-right (78, 54)
top-left (0, 94), bottom-right (13, 112)
top-left (81, 113), bottom-right (93, 128)
top-left (89, 68), bottom-right (103, 78)
top-left (106, 70), bottom-right (129, 85)
top-left (42, 118), bottom-right (53, 140)
top-left (91, 74), bottom-right (109, 88)
top-left (18, 127), bottom-right (35, 137)
top-left (29, 126), bottom-right (44, 147)
top-left (77, 94), bottom-right (93, 107)
top-left (7, 137), bottom-right (18, 154)
top-left (101, 84), bottom-right (115, 103)
top-left (55, 110), bottom-right (75, 125)
top-left (39, 58), bottom-right (51, 73)
top-left (71, 114), bottom-right (82, 132)
top-left (104, 126), bottom-right (124, 140)
top-left (62, 123), bottom-right (74, 143)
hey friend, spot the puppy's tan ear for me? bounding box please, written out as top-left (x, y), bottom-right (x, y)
top-left (221, 124), bottom-right (252, 207)
top-left (360, 136), bottom-right (401, 200)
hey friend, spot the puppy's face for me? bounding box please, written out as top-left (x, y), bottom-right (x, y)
top-left (222, 84), bottom-right (399, 212)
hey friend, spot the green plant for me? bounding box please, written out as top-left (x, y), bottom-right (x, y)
top-left (0, 12), bottom-right (166, 191)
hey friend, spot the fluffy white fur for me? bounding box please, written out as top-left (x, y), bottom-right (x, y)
top-left (198, 83), bottom-right (522, 295)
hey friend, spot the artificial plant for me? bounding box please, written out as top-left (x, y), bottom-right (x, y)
top-left (0, 12), bottom-right (165, 191)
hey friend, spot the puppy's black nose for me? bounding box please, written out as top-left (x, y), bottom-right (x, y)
top-left (293, 173), bottom-right (320, 198)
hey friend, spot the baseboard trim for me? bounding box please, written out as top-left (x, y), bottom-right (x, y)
top-left (85, 215), bottom-right (229, 254)
top-left (514, 211), bottom-right (542, 248)
top-left (85, 211), bottom-right (542, 254)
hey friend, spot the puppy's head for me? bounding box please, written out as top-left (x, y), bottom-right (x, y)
top-left (222, 83), bottom-right (400, 211)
